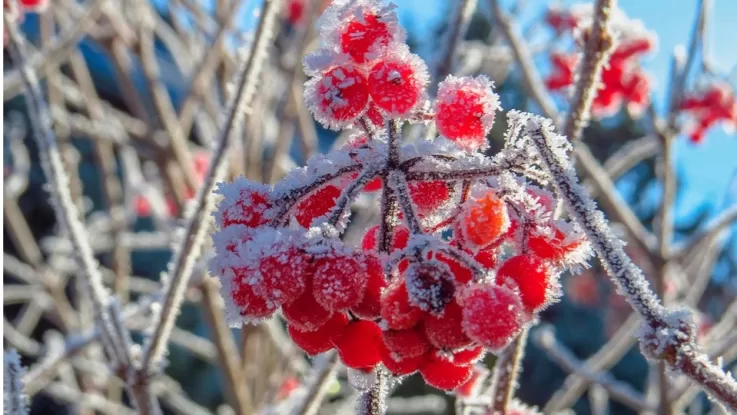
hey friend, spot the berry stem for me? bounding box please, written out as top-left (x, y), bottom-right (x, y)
top-left (391, 171), bottom-right (423, 234)
top-left (387, 119), bottom-right (402, 167)
top-left (488, 329), bottom-right (527, 413)
top-left (357, 368), bottom-right (388, 415)
top-left (327, 167), bottom-right (383, 227)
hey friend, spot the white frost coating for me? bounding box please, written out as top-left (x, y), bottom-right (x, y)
top-left (348, 367), bottom-right (378, 392)
top-left (4, 349), bottom-right (28, 415)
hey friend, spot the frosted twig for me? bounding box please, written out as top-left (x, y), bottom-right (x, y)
top-left (3, 0), bottom-right (108, 99)
top-left (139, 0), bottom-right (283, 377)
top-left (4, 349), bottom-right (29, 415)
top-left (290, 352), bottom-right (339, 415)
top-left (357, 368), bottom-right (388, 415)
top-left (527, 116), bottom-right (737, 411)
top-left (562, 0), bottom-right (617, 142)
top-left (671, 204), bottom-right (737, 259)
top-left (3, 10), bottom-right (139, 395)
top-left (533, 326), bottom-right (654, 411)
top-left (433, 0), bottom-right (478, 83)
top-left (487, 329), bottom-right (527, 413)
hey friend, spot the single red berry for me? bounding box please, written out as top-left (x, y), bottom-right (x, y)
top-left (382, 325), bottom-right (432, 358)
top-left (438, 346), bottom-right (485, 365)
top-left (435, 75), bottom-right (500, 150)
top-left (19, 0), bottom-right (47, 12)
top-left (460, 284), bottom-right (525, 351)
top-left (423, 300), bottom-right (473, 351)
top-left (455, 367), bottom-right (484, 397)
top-left (229, 268), bottom-right (275, 319)
top-left (409, 181), bottom-right (451, 216)
top-left (339, 11), bottom-right (393, 63)
top-left (368, 48), bottom-right (428, 117)
top-left (216, 180), bottom-right (274, 229)
top-left (361, 224), bottom-right (409, 252)
top-left (380, 344), bottom-right (429, 376)
top-left (380, 281), bottom-right (425, 330)
top-left (334, 320), bottom-right (383, 369)
top-left (527, 223), bottom-right (585, 264)
top-left (404, 262), bottom-right (456, 315)
top-left (288, 313), bottom-right (349, 355)
top-left (306, 64), bottom-right (370, 129)
top-left (282, 283), bottom-right (333, 332)
top-left (252, 247), bottom-right (310, 306)
top-left (312, 252), bottom-right (368, 311)
top-left (420, 354), bottom-right (473, 391)
top-left (351, 254), bottom-right (387, 319)
top-left (458, 191), bottom-right (509, 249)
top-left (496, 255), bottom-right (553, 313)
top-left (295, 184), bottom-right (342, 228)
top-left (434, 252), bottom-right (474, 285)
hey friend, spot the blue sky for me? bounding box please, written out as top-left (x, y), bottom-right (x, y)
top-left (393, 0), bottom-right (737, 228)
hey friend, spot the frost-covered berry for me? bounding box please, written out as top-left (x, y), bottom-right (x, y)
top-left (215, 180), bottom-right (274, 229)
top-left (339, 10), bottom-right (393, 63)
top-left (229, 269), bottom-right (275, 319)
top-left (420, 354), bottom-right (473, 391)
top-left (457, 191), bottom-right (509, 249)
top-left (380, 343), bottom-right (428, 376)
top-left (435, 75), bottom-right (500, 150)
top-left (342, 135), bottom-right (383, 191)
top-left (443, 346), bottom-right (485, 365)
top-left (295, 184), bottom-right (342, 228)
top-left (382, 324), bottom-right (432, 358)
top-left (365, 103), bottom-right (386, 130)
top-left (362, 224), bottom-right (409, 252)
top-left (335, 320), bottom-right (383, 369)
top-left (288, 313), bottom-right (349, 355)
top-left (368, 48), bottom-right (429, 116)
top-left (306, 64), bottom-right (370, 130)
top-left (250, 247), bottom-right (310, 305)
top-left (455, 366), bottom-right (485, 397)
top-left (527, 222), bottom-right (586, 265)
top-left (380, 281), bottom-right (425, 330)
top-left (496, 255), bottom-right (554, 313)
top-left (404, 261), bottom-right (456, 315)
top-left (351, 254), bottom-right (387, 319)
top-left (423, 300), bottom-right (473, 351)
top-left (409, 181), bottom-right (451, 217)
top-left (459, 284), bottom-right (525, 351)
top-left (282, 284), bottom-right (333, 332)
top-left (312, 252), bottom-right (368, 311)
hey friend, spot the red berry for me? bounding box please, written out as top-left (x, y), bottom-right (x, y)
top-left (288, 313), bottom-right (349, 355)
top-left (307, 64), bottom-right (370, 129)
top-left (460, 284), bottom-right (525, 351)
top-left (420, 354), bottom-right (473, 391)
top-left (282, 287), bottom-right (333, 332)
top-left (351, 255), bottom-right (387, 319)
top-left (216, 180), bottom-right (274, 229)
top-left (368, 49), bottom-right (428, 117)
top-left (380, 281), bottom-right (425, 330)
top-left (435, 75), bottom-right (500, 150)
top-left (382, 325), bottom-right (432, 358)
top-left (458, 191), bottom-right (509, 249)
top-left (342, 135), bottom-right (383, 191)
top-left (404, 262), bottom-right (456, 315)
top-left (335, 320), bottom-right (383, 369)
top-left (496, 255), bottom-right (553, 313)
top-left (408, 181), bottom-right (450, 216)
top-left (312, 252), bottom-right (368, 311)
top-left (365, 103), bottom-right (385, 130)
top-left (434, 252), bottom-right (473, 285)
top-left (455, 367), bottom-right (485, 397)
top-left (362, 225), bottom-right (409, 252)
top-left (229, 269), bottom-right (275, 319)
top-left (252, 248), bottom-right (310, 305)
top-left (339, 11), bottom-right (393, 63)
top-left (295, 184), bottom-right (342, 228)
top-left (380, 344), bottom-right (429, 376)
top-left (527, 223), bottom-right (585, 264)
top-left (423, 301), bottom-right (473, 351)
top-left (439, 346), bottom-right (485, 365)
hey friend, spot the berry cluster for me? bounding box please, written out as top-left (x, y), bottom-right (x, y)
top-left (210, 0), bottom-right (590, 393)
top-left (679, 80), bottom-right (737, 143)
top-left (544, 4), bottom-right (656, 117)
